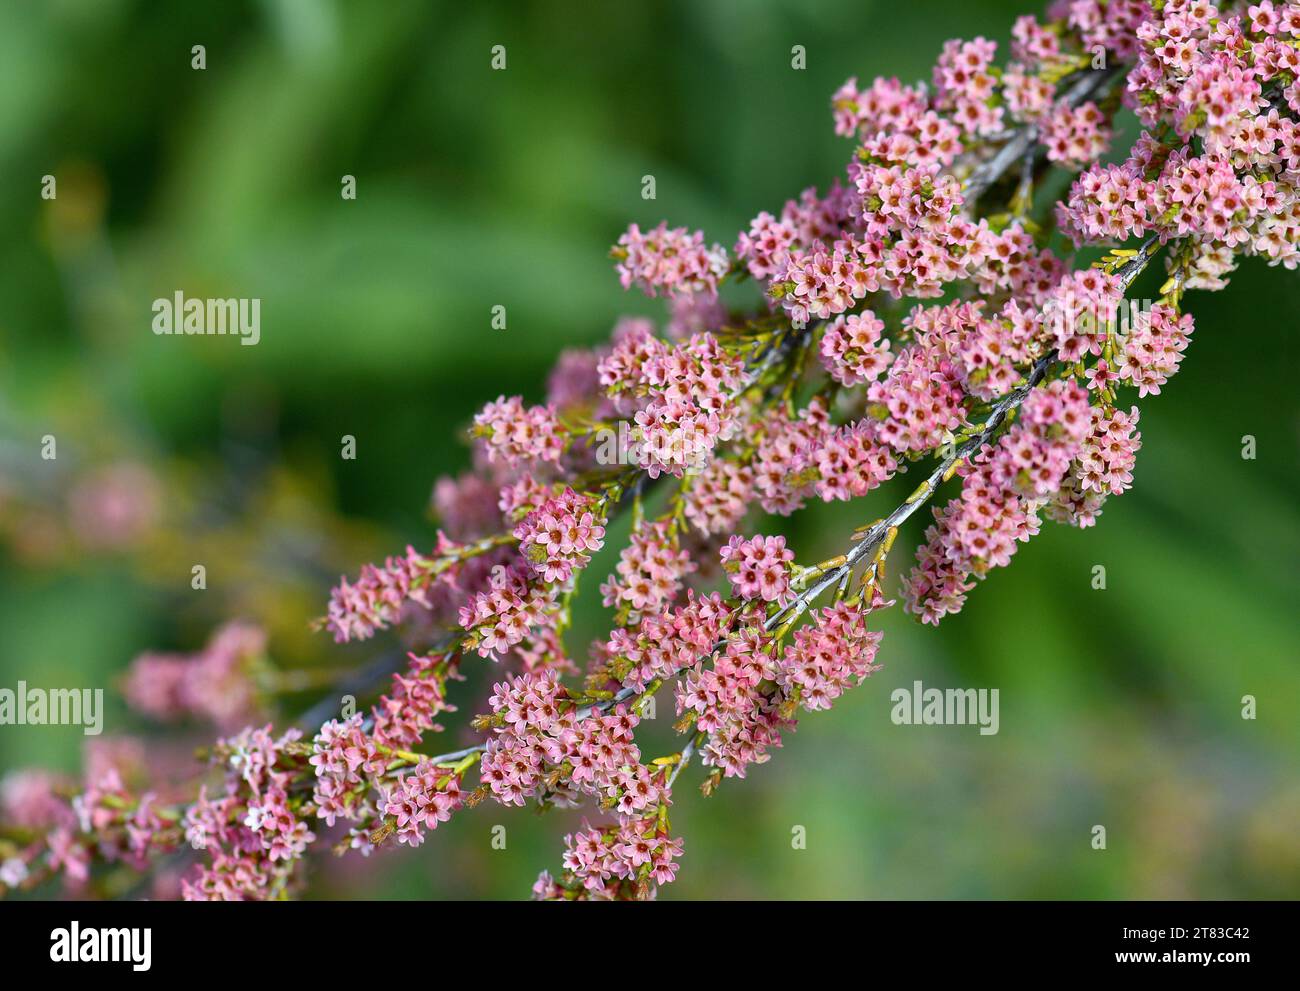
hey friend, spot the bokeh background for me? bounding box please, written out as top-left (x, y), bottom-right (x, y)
top-left (1, 0), bottom-right (1296, 899)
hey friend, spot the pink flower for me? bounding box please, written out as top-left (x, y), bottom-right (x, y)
top-left (514, 487), bottom-right (607, 584)
top-left (774, 237), bottom-right (883, 326)
top-left (607, 590), bottom-right (735, 693)
top-left (868, 345), bottom-right (969, 454)
top-left (555, 817), bottom-right (682, 898)
top-left (904, 380), bottom-right (1090, 623)
top-left (1116, 304), bottom-right (1194, 396)
top-left (779, 601), bottom-right (885, 711)
top-left (752, 399), bottom-right (830, 515)
top-left (720, 535), bottom-right (795, 604)
top-left (326, 546), bottom-right (433, 642)
top-left (1076, 405), bottom-right (1143, 498)
top-left (628, 333), bottom-right (747, 477)
top-left (458, 562), bottom-right (558, 660)
top-left (1042, 101), bottom-right (1111, 169)
top-left (472, 395), bottom-right (566, 467)
top-left (684, 458), bottom-right (754, 536)
top-left (679, 627), bottom-right (789, 779)
top-left (382, 760), bottom-right (465, 848)
top-left (123, 622), bottom-right (264, 728)
top-left (615, 222), bottom-right (728, 299)
top-left (814, 421), bottom-right (898, 501)
top-left (819, 310), bottom-right (893, 386)
top-left (601, 520), bottom-right (696, 621)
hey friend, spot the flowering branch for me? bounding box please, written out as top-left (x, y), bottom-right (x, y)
top-left (4, 0), bottom-right (1296, 903)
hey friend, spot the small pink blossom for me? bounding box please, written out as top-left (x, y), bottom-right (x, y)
top-left (720, 535), bottom-right (795, 604)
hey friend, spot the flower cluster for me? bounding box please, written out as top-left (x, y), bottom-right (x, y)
top-left (601, 520), bottom-right (696, 622)
top-left (514, 487), bottom-right (607, 584)
top-left (867, 344), bottom-right (970, 453)
top-left (0, 744), bottom-right (182, 895)
top-left (778, 600), bottom-right (885, 712)
top-left (458, 561), bottom-right (559, 660)
top-left (472, 395), bottom-right (567, 467)
top-left (683, 458), bottom-right (755, 535)
top-left (309, 714), bottom-right (381, 827)
top-left (380, 759), bottom-right (464, 848)
top-left (626, 333), bottom-right (749, 478)
top-left (1042, 101), bottom-right (1111, 168)
top-left (934, 36), bottom-right (1004, 136)
top-left (813, 421), bottom-right (899, 501)
top-left (122, 621), bottom-right (265, 729)
top-left (720, 534), bottom-right (795, 604)
top-left (182, 725), bottom-right (314, 900)
top-left (1116, 304), bottom-right (1195, 396)
top-left (1061, 2), bottom-right (1300, 276)
top-left (481, 674), bottom-right (651, 809)
top-left (1048, 405), bottom-right (1144, 527)
top-left (606, 590), bottom-right (734, 694)
top-left (904, 379), bottom-right (1092, 623)
top-left (819, 310), bottom-right (893, 385)
top-left (476, 670), bottom-right (684, 898)
top-left (308, 651), bottom-right (461, 854)
top-left (677, 627), bottom-right (790, 778)
top-left (325, 545), bottom-right (432, 642)
top-left (614, 222), bottom-right (729, 299)
top-left (549, 816), bottom-right (683, 897)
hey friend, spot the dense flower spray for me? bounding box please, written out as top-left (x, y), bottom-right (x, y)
top-left (3, 0), bottom-right (1296, 901)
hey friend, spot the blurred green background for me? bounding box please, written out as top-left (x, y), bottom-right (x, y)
top-left (1, 0), bottom-right (1297, 899)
